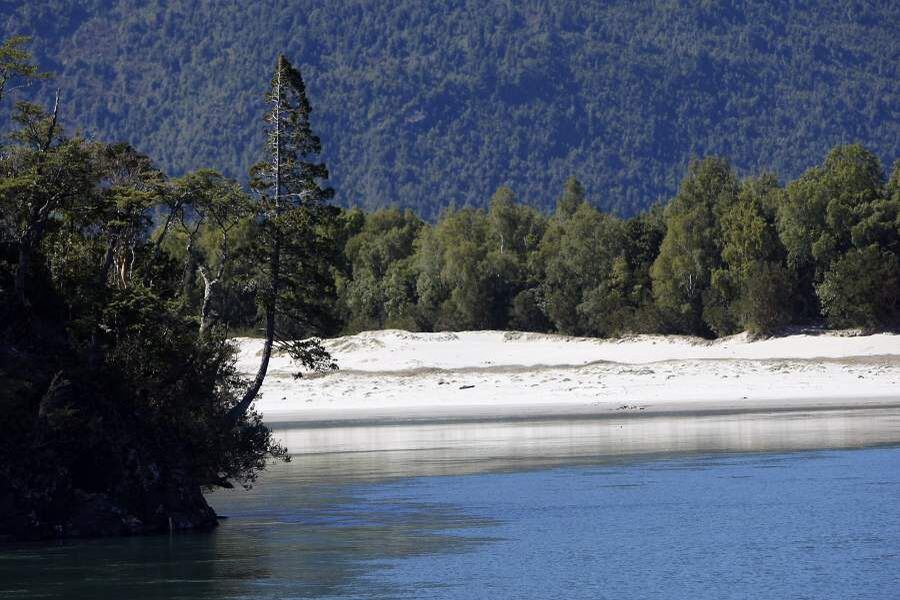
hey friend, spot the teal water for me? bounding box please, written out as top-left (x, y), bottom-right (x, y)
top-left (2, 409), bottom-right (900, 599)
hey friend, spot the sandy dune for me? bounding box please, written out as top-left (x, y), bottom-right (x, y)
top-left (234, 330), bottom-right (900, 422)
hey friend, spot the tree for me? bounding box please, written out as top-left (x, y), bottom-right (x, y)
top-left (414, 207), bottom-right (494, 330)
top-left (531, 179), bottom-right (590, 334)
top-left (717, 175), bottom-right (792, 335)
top-left (228, 55), bottom-right (337, 426)
top-left (539, 202), bottom-right (626, 335)
top-left (0, 36), bottom-right (47, 106)
top-left (555, 176), bottom-right (586, 219)
top-left (337, 207), bottom-right (423, 331)
top-left (817, 245), bottom-right (899, 329)
top-left (778, 145), bottom-right (892, 326)
top-left (0, 57), bottom-right (286, 538)
top-left (90, 143), bottom-right (165, 290)
top-left (170, 170), bottom-right (251, 336)
top-left (0, 101), bottom-right (96, 306)
top-left (650, 157), bottom-right (739, 335)
top-left (778, 145), bottom-right (885, 302)
top-left (487, 186), bottom-right (546, 330)
top-left (577, 207), bottom-right (666, 335)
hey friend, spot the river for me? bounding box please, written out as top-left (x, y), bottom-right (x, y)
top-left (2, 407), bottom-right (900, 599)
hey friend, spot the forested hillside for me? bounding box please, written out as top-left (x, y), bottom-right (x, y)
top-left (2, 1), bottom-right (897, 217)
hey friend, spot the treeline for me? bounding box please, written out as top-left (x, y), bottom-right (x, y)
top-left (337, 146), bottom-right (900, 336)
top-left (181, 144), bottom-right (899, 339)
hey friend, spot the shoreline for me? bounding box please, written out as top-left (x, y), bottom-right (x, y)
top-left (265, 396), bottom-right (900, 427)
top-left (236, 330), bottom-right (900, 425)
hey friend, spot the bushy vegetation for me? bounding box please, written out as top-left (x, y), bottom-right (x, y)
top-left (182, 139), bottom-right (898, 339)
top-left (2, 1), bottom-right (897, 217)
top-left (171, 140), bottom-right (899, 340)
top-left (331, 147), bottom-right (900, 338)
top-left (0, 42), bottom-right (336, 540)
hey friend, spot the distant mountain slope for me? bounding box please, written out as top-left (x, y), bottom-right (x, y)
top-left (3, 1), bottom-right (898, 217)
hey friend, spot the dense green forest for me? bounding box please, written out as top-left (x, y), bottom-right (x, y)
top-left (2, 0), bottom-right (897, 218)
top-left (148, 130), bottom-right (900, 338)
top-left (326, 146), bottom-right (900, 338)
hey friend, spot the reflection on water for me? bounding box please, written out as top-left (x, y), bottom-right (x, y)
top-left (0, 476), bottom-right (494, 599)
top-left (274, 407), bottom-right (900, 481)
top-left (1, 408), bottom-right (900, 599)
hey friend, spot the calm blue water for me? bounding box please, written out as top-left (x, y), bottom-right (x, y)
top-left (2, 412), bottom-right (900, 599)
top-left (372, 449), bottom-right (900, 599)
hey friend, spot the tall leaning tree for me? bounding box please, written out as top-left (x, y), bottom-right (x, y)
top-left (226, 54), bottom-right (337, 426)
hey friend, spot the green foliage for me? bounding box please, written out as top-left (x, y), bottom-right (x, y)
top-left (539, 201), bottom-right (626, 335)
top-left (817, 245), bottom-right (899, 329)
top-left (400, 189), bottom-right (549, 332)
top-left (718, 176), bottom-right (792, 334)
top-left (555, 177), bottom-right (586, 219)
top-left (3, 1), bottom-right (897, 218)
top-left (332, 148), bottom-right (897, 339)
top-left (337, 207), bottom-right (424, 332)
top-left (0, 43), bottom-right (290, 538)
top-left (779, 145), bottom-right (886, 275)
top-left (415, 207), bottom-right (496, 330)
top-left (778, 145), bottom-right (897, 326)
top-left (268, 202), bottom-right (343, 339)
top-left (0, 35), bottom-right (48, 103)
top-left (488, 187), bottom-right (547, 331)
top-left (574, 207), bottom-right (667, 337)
top-left (651, 158), bottom-right (739, 336)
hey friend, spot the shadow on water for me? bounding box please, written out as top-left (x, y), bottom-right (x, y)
top-left (0, 478), bottom-right (496, 599)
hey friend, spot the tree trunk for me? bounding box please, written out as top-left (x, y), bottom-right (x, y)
top-left (98, 238), bottom-right (116, 287)
top-left (198, 283), bottom-right (214, 336)
top-left (197, 267), bottom-right (219, 337)
top-left (182, 239), bottom-right (197, 299)
top-left (151, 199), bottom-right (182, 261)
top-left (198, 231), bottom-right (229, 337)
top-left (41, 90), bottom-right (60, 153)
top-left (225, 235), bottom-right (278, 426)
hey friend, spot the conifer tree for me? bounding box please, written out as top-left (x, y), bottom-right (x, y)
top-left (228, 55), bottom-right (337, 425)
top-left (0, 36), bottom-right (47, 106)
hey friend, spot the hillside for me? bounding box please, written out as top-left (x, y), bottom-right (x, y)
top-left (2, 0), bottom-right (898, 217)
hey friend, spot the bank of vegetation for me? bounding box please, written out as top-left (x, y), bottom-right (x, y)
top-left (238, 147), bottom-right (899, 339)
top-left (0, 41), bottom-right (333, 540)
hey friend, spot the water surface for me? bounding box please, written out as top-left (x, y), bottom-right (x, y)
top-left (2, 408), bottom-right (900, 599)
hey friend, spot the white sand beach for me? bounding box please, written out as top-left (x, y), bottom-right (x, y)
top-left (235, 330), bottom-right (900, 422)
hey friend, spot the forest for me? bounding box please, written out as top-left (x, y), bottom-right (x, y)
top-left (237, 146), bottom-right (899, 339)
top-left (2, 0), bottom-right (897, 218)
